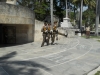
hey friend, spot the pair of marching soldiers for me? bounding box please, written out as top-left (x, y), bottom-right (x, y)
top-left (41, 21), bottom-right (58, 47)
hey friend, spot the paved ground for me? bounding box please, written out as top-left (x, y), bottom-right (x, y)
top-left (0, 36), bottom-right (100, 75)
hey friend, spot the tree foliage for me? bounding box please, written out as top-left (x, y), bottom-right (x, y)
top-left (17, 0), bottom-right (96, 25)
top-left (17, 0), bottom-right (49, 20)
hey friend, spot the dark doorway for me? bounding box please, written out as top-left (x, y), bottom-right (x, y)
top-left (0, 0), bottom-right (7, 2)
top-left (0, 24), bottom-right (3, 44)
top-left (3, 26), bottom-right (16, 44)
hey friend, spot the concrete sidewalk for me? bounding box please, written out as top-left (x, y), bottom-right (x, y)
top-left (0, 36), bottom-right (74, 60)
top-left (0, 36), bottom-right (100, 75)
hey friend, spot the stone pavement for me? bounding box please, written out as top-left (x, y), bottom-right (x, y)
top-left (0, 36), bottom-right (100, 75)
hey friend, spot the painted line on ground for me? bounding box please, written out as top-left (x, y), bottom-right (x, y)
top-left (17, 38), bottom-right (72, 55)
top-left (1, 67), bottom-right (9, 75)
top-left (48, 39), bottom-right (93, 68)
top-left (37, 39), bottom-right (79, 58)
top-left (18, 46), bottom-right (56, 55)
top-left (22, 39), bottom-right (79, 60)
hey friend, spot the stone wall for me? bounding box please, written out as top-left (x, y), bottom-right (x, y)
top-left (0, 3), bottom-right (35, 44)
top-left (35, 20), bottom-right (43, 42)
top-left (16, 24), bottom-right (34, 43)
top-left (0, 3), bottom-right (35, 24)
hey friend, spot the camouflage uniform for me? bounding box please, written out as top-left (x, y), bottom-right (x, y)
top-left (51, 22), bottom-right (58, 45)
top-left (41, 23), bottom-right (49, 47)
top-left (47, 23), bottom-right (52, 45)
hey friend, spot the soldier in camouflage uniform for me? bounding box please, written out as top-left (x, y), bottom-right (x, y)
top-left (47, 23), bottom-right (52, 45)
top-left (51, 21), bottom-right (58, 45)
top-left (41, 22), bottom-right (49, 47)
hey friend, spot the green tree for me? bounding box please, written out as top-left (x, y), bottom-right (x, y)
top-left (17, 0), bottom-right (49, 20)
top-left (71, 0), bottom-right (96, 29)
top-left (83, 8), bottom-right (96, 30)
top-left (34, 1), bottom-right (48, 20)
top-left (53, 0), bottom-right (66, 22)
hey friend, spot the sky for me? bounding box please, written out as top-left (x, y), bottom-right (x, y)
top-left (83, 6), bottom-right (88, 11)
top-left (77, 6), bottom-right (88, 12)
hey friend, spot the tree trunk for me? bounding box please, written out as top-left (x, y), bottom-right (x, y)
top-left (79, 0), bottom-right (83, 32)
top-left (73, 5), bottom-right (76, 25)
top-left (95, 0), bottom-right (99, 36)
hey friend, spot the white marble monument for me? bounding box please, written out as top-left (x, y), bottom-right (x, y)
top-left (6, 0), bottom-right (17, 5)
top-left (61, 0), bottom-right (72, 28)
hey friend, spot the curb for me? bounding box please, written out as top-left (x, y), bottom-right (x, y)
top-left (87, 66), bottom-right (100, 75)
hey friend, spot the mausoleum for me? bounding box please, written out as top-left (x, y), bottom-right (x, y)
top-left (0, 1), bottom-right (35, 45)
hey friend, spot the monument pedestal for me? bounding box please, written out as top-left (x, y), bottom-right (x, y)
top-left (61, 17), bottom-right (73, 28)
top-left (6, 0), bottom-right (16, 5)
top-left (78, 33), bottom-right (81, 36)
top-left (58, 27), bottom-right (78, 38)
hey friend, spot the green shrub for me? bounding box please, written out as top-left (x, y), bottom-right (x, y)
top-left (95, 71), bottom-right (100, 75)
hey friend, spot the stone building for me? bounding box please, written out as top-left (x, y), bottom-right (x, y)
top-left (0, 1), bottom-right (35, 45)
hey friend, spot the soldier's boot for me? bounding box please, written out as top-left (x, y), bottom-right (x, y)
top-left (46, 41), bottom-right (49, 46)
top-left (56, 36), bottom-right (58, 40)
top-left (41, 42), bottom-right (44, 47)
top-left (51, 42), bottom-right (53, 45)
top-left (47, 37), bottom-right (50, 45)
top-left (51, 41), bottom-right (54, 45)
top-left (47, 40), bottom-right (49, 45)
top-left (55, 34), bottom-right (58, 40)
top-left (41, 44), bottom-right (43, 47)
top-left (51, 38), bottom-right (53, 45)
top-left (41, 45), bottom-right (43, 47)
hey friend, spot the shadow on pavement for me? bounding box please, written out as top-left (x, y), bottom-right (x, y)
top-left (0, 52), bottom-right (17, 61)
top-left (0, 42), bottom-right (34, 48)
top-left (0, 52), bottom-right (51, 75)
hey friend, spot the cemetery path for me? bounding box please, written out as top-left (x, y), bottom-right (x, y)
top-left (0, 36), bottom-right (100, 75)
